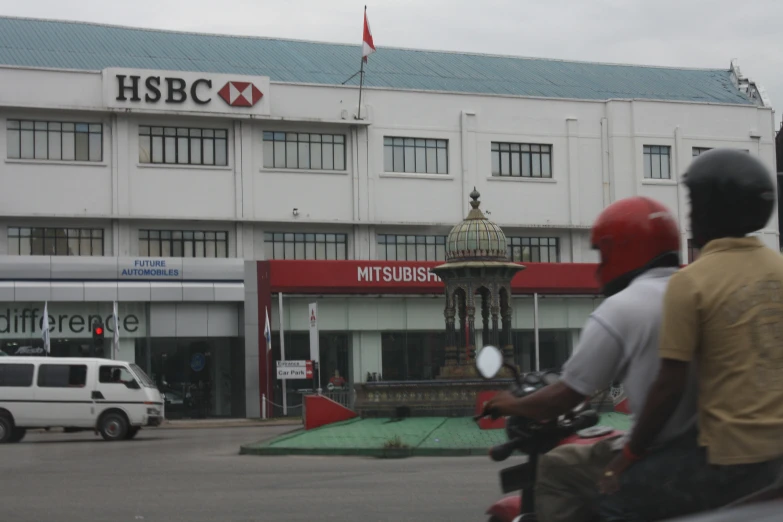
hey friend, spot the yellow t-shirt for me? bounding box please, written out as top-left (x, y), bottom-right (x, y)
top-left (659, 237), bottom-right (783, 465)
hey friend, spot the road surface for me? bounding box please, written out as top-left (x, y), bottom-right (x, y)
top-left (0, 426), bottom-right (505, 522)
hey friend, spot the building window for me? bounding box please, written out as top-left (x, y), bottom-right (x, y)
top-left (264, 232), bottom-right (348, 260)
top-left (688, 239), bottom-right (700, 263)
top-left (6, 119), bottom-right (103, 162)
top-left (138, 126), bottom-right (228, 166)
top-left (491, 142), bottom-right (552, 178)
top-left (383, 137), bottom-right (448, 174)
top-left (8, 227), bottom-right (104, 256)
top-left (643, 145), bottom-right (671, 179)
top-left (507, 237), bottom-right (559, 263)
top-left (377, 234), bottom-right (447, 261)
top-left (138, 230), bottom-right (228, 258)
top-left (262, 132), bottom-right (346, 170)
top-left (692, 147), bottom-right (712, 157)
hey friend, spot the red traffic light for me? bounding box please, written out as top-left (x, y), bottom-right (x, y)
top-left (94, 327), bottom-right (103, 336)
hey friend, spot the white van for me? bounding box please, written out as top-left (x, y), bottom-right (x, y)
top-left (0, 357), bottom-right (164, 443)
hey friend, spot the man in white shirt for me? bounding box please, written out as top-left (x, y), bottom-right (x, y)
top-left (485, 196), bottom-right (699, 522)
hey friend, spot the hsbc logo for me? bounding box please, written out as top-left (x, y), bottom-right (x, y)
top-left (115, 74), bottom-right (264, 109)
top-left (218, 81), bottom-right (263, 107)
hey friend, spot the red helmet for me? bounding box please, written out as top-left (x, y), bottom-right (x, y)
top-left (591, 197), bottom-right (680, 295)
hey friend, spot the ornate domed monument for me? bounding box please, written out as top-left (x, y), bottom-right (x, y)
top-left (354, 190), bottom-right (525, 417)
top-left (431, 188), bottom-right (525, 379)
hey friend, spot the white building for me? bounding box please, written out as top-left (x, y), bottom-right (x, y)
top-left (0, 17), bottom-right (776, 418)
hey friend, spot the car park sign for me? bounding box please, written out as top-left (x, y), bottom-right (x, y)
top-left (276, 360), bottom-right (313, 380)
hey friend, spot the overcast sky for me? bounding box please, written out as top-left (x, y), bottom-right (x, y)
top-left (2, 0), bottom-right (782, 127)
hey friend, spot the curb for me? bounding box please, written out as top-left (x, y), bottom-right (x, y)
top-left (239, 443), bottom-right (489, 458)
top-left (160, 420), bottom-right (302, 430)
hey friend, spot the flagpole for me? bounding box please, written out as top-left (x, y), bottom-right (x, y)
top-left (356, 6), bottom-right (367, 120)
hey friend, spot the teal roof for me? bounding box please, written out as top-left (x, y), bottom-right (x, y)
top-left (0, 16), bottom-right (755, 106)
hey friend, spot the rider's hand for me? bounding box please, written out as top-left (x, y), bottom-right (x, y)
top-left (597, 452), bottom-right (633, 495)
top-left (483, 390), bottom-right (517, 418)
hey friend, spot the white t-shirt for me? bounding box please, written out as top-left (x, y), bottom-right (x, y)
top-left (562, 267), bottom-right (698, 448)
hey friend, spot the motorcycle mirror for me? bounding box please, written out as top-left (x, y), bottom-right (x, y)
top-left (476, 345), bottom-right (504, 379)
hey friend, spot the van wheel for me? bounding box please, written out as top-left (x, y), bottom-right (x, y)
top-left (99, 412), bottom-right (128, 441)
top-left (8, 428), bottom-right (26, 443)
top-left (125, 427), bottom-right (140, 440)
top-left (0, 415), bottom-right (12, 443)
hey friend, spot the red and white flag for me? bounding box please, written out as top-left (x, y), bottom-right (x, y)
top-left (362, 9), bottom-right (376, 62)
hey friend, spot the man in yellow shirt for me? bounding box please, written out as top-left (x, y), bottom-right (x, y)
top-left (598, 148), bottom-right (783, 521)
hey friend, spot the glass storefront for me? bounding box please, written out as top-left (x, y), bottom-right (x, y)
top-left (381, 331), bottom-right (446, 381)
top-left (269, 332), bottom-right (351, 417)
top-left (135, 337), bottom-right (246, 419)
top-left (513, 329), bottom-right (573, 372)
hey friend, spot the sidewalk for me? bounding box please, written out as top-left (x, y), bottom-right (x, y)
top-left (240, 412), bottom-right (632, 458)
top-left (160, 417), bottom-right (302, 430)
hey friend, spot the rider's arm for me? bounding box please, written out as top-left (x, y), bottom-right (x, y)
top-left (627, 272), bottom-right (698, 456)
top-left (491, 316), bottom-right (625, 421)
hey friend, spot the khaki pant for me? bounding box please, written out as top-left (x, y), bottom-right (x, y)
top-left (535, 437), bottom-right (621, 522)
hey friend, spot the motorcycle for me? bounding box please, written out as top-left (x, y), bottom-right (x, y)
top-left (474, 345), bottom-right (627, 522)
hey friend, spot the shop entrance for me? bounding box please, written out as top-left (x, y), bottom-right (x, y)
top-left (136, 337), bottom-right (246, 419)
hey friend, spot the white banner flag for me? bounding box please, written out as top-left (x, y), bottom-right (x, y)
top-left (113, 301), bottom-right (120, 359)
top-left (41, 301), bottom-right (50, 354)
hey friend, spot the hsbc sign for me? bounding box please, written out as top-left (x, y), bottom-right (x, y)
top-left (103, 68), bottom-right (270, 116)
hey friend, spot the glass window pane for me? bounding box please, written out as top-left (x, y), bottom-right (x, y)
top-left (177, 137), bottom-right (188, 164)
top-left (89, 133), bottom-right (102, 162)
top-left (542, 154), bottom-right (551, 177)
top-left (500, 151), bottom-right (510, 175)
top-left (285, 141), bottom-right (297, 168)
top-left (161, 240), bottom-right (171, 257)
top-left (139, 135), bottom-right (151, 163)
top-left (384, 146), bottom-right (393, 171)
top-left (415, 147), bottom-right (426, 173)
top-left (74, 132), bottom-right (88, 161)
top-left (215, 139), bottom-right (227, 166)
top-left (393, 146), bottom-right (404, 172)
top-left (437, 148), bottom-right (448, 174)
top-left (334, 144), bottom-right (345, 170)
top-left (532, 154), bottom-right (541, 177)
top-left (315, 242), bottom-right (326, 259)
top-left (20, 130), bottom-right (34, 158)
top-left (661, 151), bottom-right (670, 179)
top-left (511, 152), bottom-right (521, 176)
top-left (91, 239), bottom-right (102, 256)
top-left (426, 148), bottom-right (436, 173)
top-left (326, 242), bottom-right (337, 260)
top-left (309, 143), bottom-right (322, 169)
top-left (263, 141), bottom-right (273, 168)
top-left (521, 153), bottom-right (531, 177)
top-left (139, 238), bottom-right (149, 256)
top-left (164, 136), bottom-right (176, 163)
top-left (337, 242), bottom-right (346, 260)
top-left (216, 241), bottom-right (227, 258)
top-left (397, 244), bottom-right (405, 260)
top-left (491, 150), bottom-right (499, 175)
top-left (7, 129), bottom-right (20, 159)
top-left (172, 240), bottom-right (183, 257)
top-left (305, 243), bottom-right (316, 259)
top-left (271, 141), bottom-right (284, 168)
top-left (298, 142), bottom-right (310, 169)
top-left (34, 130), bottom-right (47, 159)
top-left (203, 138), bottom-right (214, 165)
top-left (195, 241), bottom-right (205, 258)
top-left (48, 130), bottom-right (62, 160)
top-left (150, 136), bottom-right (162, 163)
top-left (189, 138), bottom-right (202, 164)
top-left (404, 146), bottom-right (415, 173)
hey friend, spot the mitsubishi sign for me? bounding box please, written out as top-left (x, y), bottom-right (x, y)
top-left (102, 68), bottom-right (270, 116)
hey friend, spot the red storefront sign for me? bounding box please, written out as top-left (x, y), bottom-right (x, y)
top-left (266, 260), bottom-right (600, 295)
top-left (256, 260), bottom-right (600, 418)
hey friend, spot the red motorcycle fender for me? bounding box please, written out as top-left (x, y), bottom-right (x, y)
top-left (486, 494), bottom-right (521, 522)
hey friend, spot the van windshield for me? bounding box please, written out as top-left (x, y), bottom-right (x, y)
top-left (130, 364), bottom-right (157, 388)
